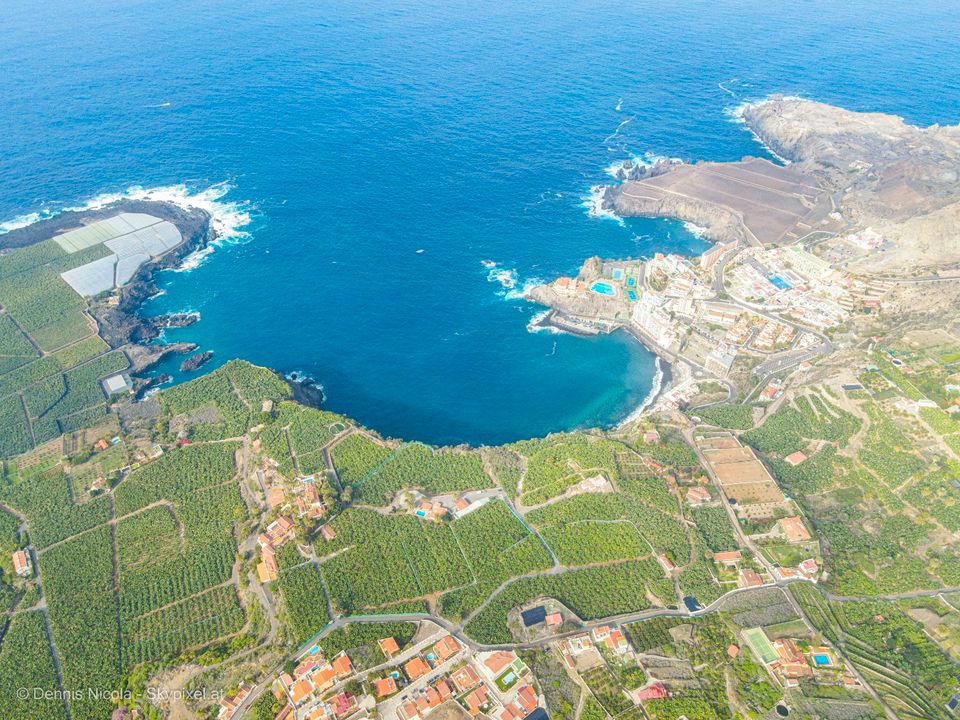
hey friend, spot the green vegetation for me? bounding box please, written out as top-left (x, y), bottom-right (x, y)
top-left (691, 505), bottom-right (738, 553)
top-left (40, 526), bottom-right (119, 720)
top-left (161, 360), bottom-right (291, 441)
top-left (319, 509), bottom-right (471, 613)
top-left (277, 564), bottom-right (331, 645)
top-left (509, 434), bottom-right (622, 505)
top-left (744, 392), bottom-right (858, 456)
top-left (539, 520), bottom-right (647, 566)
top-left (793, 584), bottom-right (958, 719)
top-left (274, 402), bottom-right (350, 476)
top-left (354, 442), bottom-right (491, 504)
top-left (527, 493), bottom-right (690, 564)
top-left (329, 433), bottom-right (393, 486)
top-left (0, 313), bottom-right (38, 373)
top-left (0, 611), bottom-right (67, 720)
top-left (439, 500), bottom-right (552, 621)
top-left (464, 559), bottom-right (667, 644)
top-left (694, 404), bottom-right (755, 430)
top-left (0, 263), bottom-right (91, 352)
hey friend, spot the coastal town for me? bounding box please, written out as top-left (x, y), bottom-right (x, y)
top-left (1, 95), bottom-right (960, 720)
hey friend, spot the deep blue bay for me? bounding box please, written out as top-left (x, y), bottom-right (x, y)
top-left (1, 0), bottom-right (959, 444)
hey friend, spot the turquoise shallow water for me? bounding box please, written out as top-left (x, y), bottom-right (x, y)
top-left (1, 0), bottom-right (958, 444)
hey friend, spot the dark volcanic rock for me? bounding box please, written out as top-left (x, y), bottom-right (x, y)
top-left (180, 351), bottom-right (213, 373)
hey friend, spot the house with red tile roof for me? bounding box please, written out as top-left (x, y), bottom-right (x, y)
top-left (464, 685), bottom-right (489, 716)
top-left (450, 665), bottom-right (481, 693)
top-left (433, 635), bottom-right (460, 663)
top-left (685, 486), bottom-right (711, 505)
top-left (713, 550), bottom-right (742, 567)
top-left (217, 683), bottom-right (252, 720)
top-left (545, 612), bottom-right (563, 627)
top-left (635, 682), bottom-right (669, 701)
top-left (374, 677), bottom-right (397, 698)
top-left (320, 524), bottom-right (337, 541)
top-left (332, 654), bottom-right (353, 678)
top-left (257, 545), bottom-right (278, 583)
top-left (784, 451), bottom-right (807, 466)
top-left (379, 636), bottom-right (400, 657)
top-left (483, 651), bottom-right (515, 676)
top-left (12, 550), bottom-right (31, 578)
top-left (266, 486), bottom-right (286, 509)
top-left (405, 657), bottom-right (431, 681)
top-left (738, 567), bottom-right (763, 588)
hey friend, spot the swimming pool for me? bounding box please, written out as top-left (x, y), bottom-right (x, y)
top-left (592, 282), bottom-right (616, 296)
top-left (627, 290), bottom-right (637, 301)
top-left (812, 654), bottom-right (831, 666)
top-left (612, 268), bottom-right (623, 280)
top-left (626, 276), bottom-right (636, 287)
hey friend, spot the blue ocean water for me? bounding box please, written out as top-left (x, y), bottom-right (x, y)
top-left (1, 0), bottom-right (959, 444)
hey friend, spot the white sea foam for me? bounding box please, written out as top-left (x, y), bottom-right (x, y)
top-left (0, 211), bottom-right (47, 234)
top-left (485, 264), bottom-right (518, 290)
top-left (64, 182), bottom-right (254, 244)
top-left (620, 356), bottom-right (664, 426)
top-left (603, 115), bottom-right (635, 145)
top-left (526, 309), bottom-right (564, 335)
top-left (615, 98), bottom-right (623, 112)
top-left (503, 275), bottom-right (545, 301)
top-left (682, 221), bottom-right (708, 238)
top-left (0, 182), bottom-right (256, 272)
top-left (581, 185), bottom-right (624, 226)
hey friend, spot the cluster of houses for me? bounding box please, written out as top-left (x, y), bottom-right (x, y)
top-left (260, 628), bottom-right (544, 720)
top-left (218, 683), bottom-right (253, 720)
top-left (257, 515), bottom-right (296, 583)
top-left (277, 651), bottom-right (359, 719)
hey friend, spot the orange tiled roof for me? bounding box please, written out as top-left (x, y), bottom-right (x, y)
top-left (405, 657), bottom-right (431, 681)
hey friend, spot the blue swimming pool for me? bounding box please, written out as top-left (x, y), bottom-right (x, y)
top-left (592, 282), bottom-right (616, 296)
top-left (626, 277), bottom-right (636, 287)
top-left (612, 268), bottom-right (623, 280)
top-left (627, 290), bottom-right (637, 301)
top-left (769, 275), bottom-right (791, 290)
top-left (813, 654), bottom-right (831, 666)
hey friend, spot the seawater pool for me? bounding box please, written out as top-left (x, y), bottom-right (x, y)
top-left (592, 281), bottom-right (616, 296)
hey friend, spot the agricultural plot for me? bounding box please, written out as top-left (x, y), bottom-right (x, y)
top-left (793, 584), bottom-right (959, 720)
top-left (162, 360), bottom-right (291, 441)
top-left (114, 443), bottom-right (242, 617)
top-left (527, 493), bottom-right (690, 564)
top-left (0, 611), bottom-right (67, 720)
top-left (690, 506), bottom-right (738, 553)
top-left (580, 664), bottom-right (633, 715)
top-left (464, 559), bottom-right (669, 644)
top-left (121, 584), bottom-right (245, 665)
top-left (625, 617), bottom-right (686, 653)
top-left (318, 509), bottom-right (471, 613)
top-left (25, 351), bottom-right (129, 446)
top-left (0, 313), bottom-right (38, 373)
top-left (278, 403), bottom-right (350, 475)
top-left (329, 432), bottom-right (393, 486)
top-left (694, 404), bottom-right (755, 430)
top-left (0, 264), bottom-right (92, 352)
top-left (744, 392), bottom-right (858, 457)
top-left (40, 526), bottom-right (120, 720)
top-left (277, 563), bottom-right (331, 645)
top-left (0, 397), bottom-right (32, 457)
top-left (0, 466), bottom-right (111, 549)
top-left (509, 434), bottom-right (622, 506)
top-left (353, 442), bottom-right (490, 504)
top-left (484, 446), bottom-right (523, 499)
top-left (439, 499), bottom-right (552, 621)
top-left (539, 520), bottom-right (647, 566)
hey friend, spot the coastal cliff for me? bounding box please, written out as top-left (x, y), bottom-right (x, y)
top-left (604, 97), bottom-right (960, 271)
